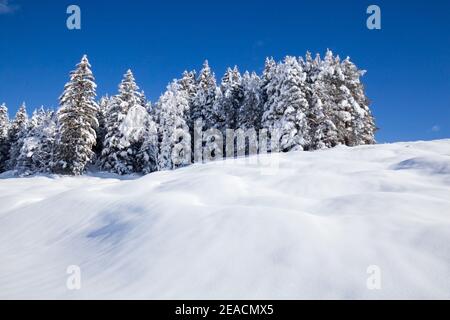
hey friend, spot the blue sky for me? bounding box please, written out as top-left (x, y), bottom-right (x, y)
top-left (0, 0), bottom-right (449, 142)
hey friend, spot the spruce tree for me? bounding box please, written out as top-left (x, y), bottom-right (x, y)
top-left (100, 69), bottom-right (148, 174)
top-left (239, 71), bottom-right (263, 130)
top-left (123, 97), bottom-right (158, 174)
top-left (179, 70), bottom-right (197, 138)
top-left (315, 49), bottom-right (348, 146)
top-left (262, 56), bottom-right (310, 152)
top-left (135, 113), bottom-right (159, 175)
top-left (157, 80), bottom-right (191, 170)
top-left (95, 95), bottom-right (110, 157)
top-left (190, 61), bottom-right (217, 162)
top-left (16, 108), bottom-right (56, 175)
top-left (7, 103), bottom-right (29, 170)
top-left (191, 60), bottom-right (217, 131)
top-left (261, 57), bottom-right (277, 108)
top-left (303, 52), bottom-right (338, 149)
top-left (0, 103), bottom-right (10, 172)
top-left (340, 57), bottom-right (376, 145)
top-left (215, 66), bottom-right (243, 132)
top-left (179, 70), bottom-right (197, 108)
top-left (54, 55), bottom-right (99, 175)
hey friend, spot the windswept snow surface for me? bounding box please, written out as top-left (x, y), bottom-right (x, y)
top-left (1, 140), bottom-right (450, 299)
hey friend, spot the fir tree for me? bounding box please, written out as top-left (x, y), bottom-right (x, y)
top-left (239, 71), bottom-right (263, 131)
top-left (261, 57), bottom-right (277, 108)
top-left (315, 49), bottom-right (349, 146)
top-left (303, 52), bottom-right (338, 149)
top-left (135, 114), bottom-right (159, 175)
top-left (100, 69), bottom-right (151, 174)
top-left (54, 55), bottom-right (99, 175)
top-left (123, 98), bottom-right (158, 174)
top-left (260, 57), bottom-right (281, 152)
top-left (16, 108), bottom-right (56, 176)
top-left (7, 103), bottom-right (29, 170)
top-left (0, 103), bottom-right (10, 172)
top-left (340, 57), bottom-right (376, 145)
top-left (157, 80), bottom-right (191, 170)
top-left (214, 66), bottom-right (243, 132)
top-left (178, 70), bottom-right (197, 147)
top-left (191, 60), bottom-right (217, 130)
top-left (179, 70), bottom-right (197, 108)
top-left (190, 61), bottom-right (217, 162)
top-left (262, 56), bottom-right (310, 152)
top-left (95, 95), bottom-right (110, 157)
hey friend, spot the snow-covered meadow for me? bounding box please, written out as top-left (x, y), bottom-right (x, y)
top-left (0, 139), bottom-right (449, 299)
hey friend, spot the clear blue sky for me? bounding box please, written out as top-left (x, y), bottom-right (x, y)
top-left (0, 0), bottom-right (449, 142)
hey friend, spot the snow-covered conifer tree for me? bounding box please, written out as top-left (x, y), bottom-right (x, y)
top-left (7, 103), bottom-right (29, 170)
top-left (318, 51), bottom-right (376, 146)
top-left (262, 56), bottom-right (310, 152)
top-left (95, 95), bottom-right (110, 157)
top-left (121, 96), bottom-right (158, 174)
top-left (303, 52), bottom-right (338, 149)
top-left (315, 49), bottom-right (350, 146)
top-left (100, 70), bottom-right (148, 174)
top-left (191, 60), bottom-right (217, 131)
top-left (0, 103), bottom-right (10, 172)
top-left (261, 57), bottom-right (277, 109)
top-left (16, 108), bottom-right (56, 175)
top-left (239, 71), bottom-right (263, 130)
top-left (214, 66), bottom-right (243, 132)
top-left (54, 55), bottom-right (99, 175)
top-left (179, 70), bottom-right (197, 108)
top-left (135, 112), bottom-right (158, 174)
top-left (189, 61), bottom-right (217, 162)
top-left (157, 80), bottom-right (191, 170)
top-left (340, 57), bottom-right (376, 145)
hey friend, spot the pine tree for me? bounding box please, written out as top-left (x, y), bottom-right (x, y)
top-left (54, 55), bottom-right (99, 175)
top-left (303, 52), bottom-right (338, 149)
top-left (340, 57), bottom-right (376, 145)
top-left (95, 95), bottom-right (110, 157)
top-left (7, 103), bottom-right (29, 170)
top-left (0, 103), bottom-right (10, 172)
top-left (315, 49), bottom-right (349, 146)
top-left (100, 69), bottom-right (149, 174)
top-left (157, 80), bottom-right (191, 170)
top-left (177, 70), bottom-right (196, 143)
top-left (124, 98), bottom-right (158, 174)
top-left (38, 110), bottom-right (57, 173)
top-left (191, 60), bottom-right (217, 131)
top-left (215, 66), bottom-right (243, 132)
top-left (179, 70), bottom-right (197, 108)
top-left (190, 61), bottom-right (217, 162)
top-left (16, 108), bottom-right (56, 176)
top-left (318, 52), bottom-right (376, 147)
top-left (261, 57), bottom-right (277, 108)
top-left (239, 71), bottom-right (263, 130)
top-left (261, 57), bottom-right (281, 152)
top-left (262, 56), bottom-right (310, 152)
top-left (135, 112), bottom-right (159, 174)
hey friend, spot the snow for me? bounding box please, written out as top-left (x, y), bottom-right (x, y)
top-left (1, 139), bottom-right (450, 299)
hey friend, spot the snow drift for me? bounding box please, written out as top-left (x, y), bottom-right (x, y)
top-left (0, 139), bottom-right (449, 299)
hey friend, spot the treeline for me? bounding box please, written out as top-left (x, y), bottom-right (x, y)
top-left (0, 50), bottom-right (376, 176)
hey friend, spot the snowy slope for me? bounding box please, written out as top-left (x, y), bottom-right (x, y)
top-left (0, 140), bottom-right (450, 299)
